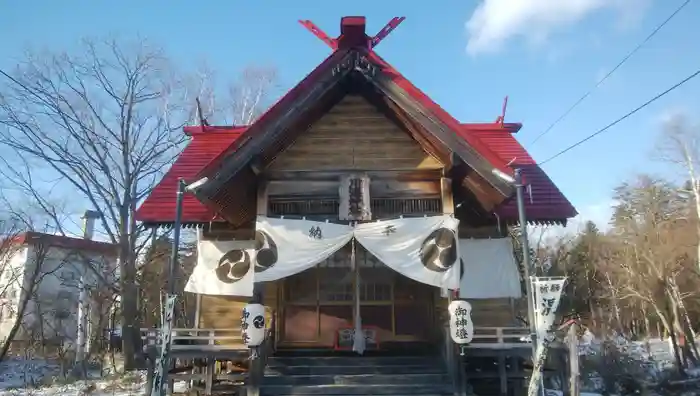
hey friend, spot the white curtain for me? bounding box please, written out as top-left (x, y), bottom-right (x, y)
top-left (253, 217), bottom-right (353, 282)
top-left (185, 234), bottom-right (256, 296)
top-left (458, 238), bottom-right (522, 299)
top-left (354, 215), bottom-right (460, 289)
top-left (186, 215), bottom-right (464, 296)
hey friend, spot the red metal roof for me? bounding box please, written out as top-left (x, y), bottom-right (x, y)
top-left (136, 123), bottom-right (575, 223)
top-left (135, 127), bottom-right (246, 224)
top-left (458, 125), bottom-right (577, 222)
top-left (135, 16), bottom-right (575, 224)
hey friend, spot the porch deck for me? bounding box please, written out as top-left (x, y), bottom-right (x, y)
top-left (140, 325), bottom-right (532, 353)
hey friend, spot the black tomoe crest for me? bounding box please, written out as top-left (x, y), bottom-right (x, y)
top-left (420, 228), bottom-right (457, 272)
top-left (254, 230), bottom-right (278, 273)
top-left (215, 249), bottom-right (251, 283)
top-left (252, 314), bottom-right (265, 329)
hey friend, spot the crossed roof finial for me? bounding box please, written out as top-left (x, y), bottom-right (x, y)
top-left (298, 16), bottom-right (406, 51)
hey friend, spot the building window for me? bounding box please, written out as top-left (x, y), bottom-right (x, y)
top-left (56, 290), bottom-right (74, 301)
top-left (59, 271), bottom-right (77, 281)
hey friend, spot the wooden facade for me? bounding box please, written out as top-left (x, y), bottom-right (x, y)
top-left (193, 93), bottom-right (519, 351)
top-left (132, 17), bottom-right (579, 396)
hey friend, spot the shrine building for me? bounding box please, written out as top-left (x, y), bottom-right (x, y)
top-left (135, 15), bottom-right (576, 396)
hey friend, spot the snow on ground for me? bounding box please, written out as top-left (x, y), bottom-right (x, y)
top-left (0, 358), bottom-right (189, 396)
top-left (1, 333), bottom-right (698, 396)
top-left (0, 358), bottom-right (61, 390)
top-left (545, 390), bottom-right (602, 396)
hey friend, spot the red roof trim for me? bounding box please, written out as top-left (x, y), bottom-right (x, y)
top-left (4, 232), bottom-right (118, 255)
top-left (368, 52), bottom-right (509, 174)
top-left (196, 50), bottom-right (349, 180)
top-left (184, 126), bottom-right (247, 136)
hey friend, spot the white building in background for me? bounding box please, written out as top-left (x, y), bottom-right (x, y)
top-left (0, 229), bottom-right (118, 349)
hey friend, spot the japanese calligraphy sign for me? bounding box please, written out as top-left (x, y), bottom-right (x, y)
top-left (532, 276), bottom-right (567, 343)
top-left (241, 303), bottom-right (266, 348)
top-left (339, 174), bottom-right (372, 221)
top-left (528, 276), bottom-right (567, 396)
top-left (448, 300), bottom-right (473, 344)
top-left (151, 294), bottom-right (177, 396)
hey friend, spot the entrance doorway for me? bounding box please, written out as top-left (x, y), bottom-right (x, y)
top-left (278, 243), bottom-right (436, 348)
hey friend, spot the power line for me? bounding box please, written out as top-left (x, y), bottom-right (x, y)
top-left (528, 0), bottom-right (692, 147)
top-left (539, 66), bottom-right (700, 166)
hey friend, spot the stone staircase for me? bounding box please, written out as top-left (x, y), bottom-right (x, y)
top-left (262, 352), bottom-right (454, 395)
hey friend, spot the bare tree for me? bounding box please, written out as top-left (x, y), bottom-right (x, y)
top-left (0, 38), bottom-right (201, 368)
top-left (0, 38), bottom-right (280, 368)
top-left (656, 112), bottom-right (700, 275)
top-left (191, 63), bottom-right (278, 125)
top-left (228, 66), bottom-right (278, 125)
top-left (608, 175), bottom-right (697, 373)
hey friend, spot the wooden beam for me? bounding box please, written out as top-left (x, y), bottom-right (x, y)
top-left (197, 51), bottom-right (354, 200)
top-left (257, 180), bottom-right (269, 216)
top-left (440, 177), bottom-right (454, 215)
top-left (462, 171), bottom-right (505, 212)
top-left (267, 179), bottom-right (441, 199)
top-left (264, 169), bottom-right (442, 182)
top-left (370, 73), bottom-right (514, 197)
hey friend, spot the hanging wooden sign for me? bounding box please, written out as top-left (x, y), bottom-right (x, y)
top-left (339, 174), bottom-right (372, 221)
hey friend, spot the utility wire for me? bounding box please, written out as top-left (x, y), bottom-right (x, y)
top-left (528, 0), bottom-right (692, 147)
top-left (539, 67), bottom-right (700, 166)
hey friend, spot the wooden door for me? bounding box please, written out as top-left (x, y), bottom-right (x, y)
top-left (279, 244), bottom-right (436, 348)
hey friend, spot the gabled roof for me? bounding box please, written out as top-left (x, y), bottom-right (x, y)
top-left (136, 123), bottom-right (576, 225)
top-left (191, 18), bottom-right (519, 213)
top-left (135, 16), bottom-right (576, 225)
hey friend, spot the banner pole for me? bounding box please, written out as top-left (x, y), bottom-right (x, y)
top-left (514, 168), bottom-right (541, 396)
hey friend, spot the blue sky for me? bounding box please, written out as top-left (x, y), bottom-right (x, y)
top-left (1, 0), bottom-right (699, 234)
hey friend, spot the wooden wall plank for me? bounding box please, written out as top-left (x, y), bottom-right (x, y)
top-left (434, 297), bottom-right (517, 328)
top-left (267, 95), bottom-right (443, 172)
top-left (197, 282), bottom-right (279, 347)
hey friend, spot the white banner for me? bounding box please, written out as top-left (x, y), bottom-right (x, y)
top-left (253, 217), bottom-right (353, 282)
top-left (528, 276), bottom-right (567, 396)
top-left (533, 277), bottom-right (566, 343)
top-left (354, 215), bottom-right (460, 289)
top-left (185, 237), bottom-right (256, 297)
top-left (458, 238), bottom-right (522, 299)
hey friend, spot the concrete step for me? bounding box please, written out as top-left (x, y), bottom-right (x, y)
top-left (265, 364), bottom-right (445, 376)
top-left (267, 356), bottom-right (440, 368)
top-left (263, 373), bottom-right (448, 386)
top-left (260, 383), bottom-right (454, 395)
top-left (261, 354), bottom-right (452, 395)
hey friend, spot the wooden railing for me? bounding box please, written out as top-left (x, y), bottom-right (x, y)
top-left (469, 327), bottom-right (531, 349)
top-left (139, 327), bottom-right (245, 351)
top-left (140, 325), bottom-right (275, 396)
top-left (140, 326), bottom-right (531, 351)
